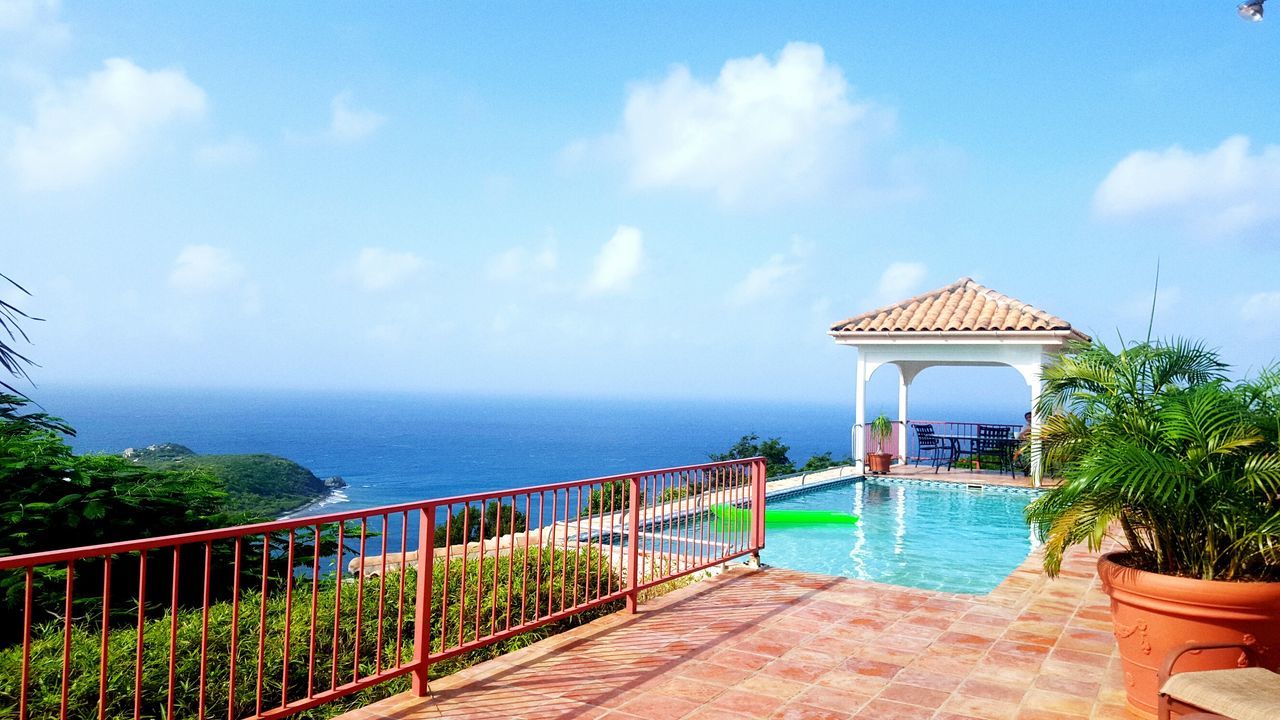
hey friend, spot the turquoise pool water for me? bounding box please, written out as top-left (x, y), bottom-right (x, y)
top-left (761, 479), bottom-right (1038, 594)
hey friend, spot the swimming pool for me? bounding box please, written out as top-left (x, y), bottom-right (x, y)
top-left (760, 478), bottom-right (1039, 594)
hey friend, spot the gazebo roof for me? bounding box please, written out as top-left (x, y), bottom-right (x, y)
top-left (830, 277), bottom-right (1089, 341)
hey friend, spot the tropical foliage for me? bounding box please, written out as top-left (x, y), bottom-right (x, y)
top-left (435, 500), bottom-right (528, 546)
top-left (0, 546), bottom-right (619, 720)
top-left (869, 414), bottom-right (893, 454)
top-left (711, 433), bottom-right (795, 476)
top-left (0, 274), bottom-right (37, 397)
top-left (1025, 338), bottom-right (1280, 581)
top-left (129, 445), bottom-right (330, 517)
top-left (711, 434), bottom-right (854, 477)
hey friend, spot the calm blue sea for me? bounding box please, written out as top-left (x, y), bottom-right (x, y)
top-left (36, 387), bottom-right (1025, 516)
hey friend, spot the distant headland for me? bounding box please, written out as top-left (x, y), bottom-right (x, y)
top-left (122, 443), bottom-right (346, 517)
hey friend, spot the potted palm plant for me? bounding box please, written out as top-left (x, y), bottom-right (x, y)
top-left (866, 414), bottom-right (894, 474)
top-left (1026, 338), bottom-right (1280, 716)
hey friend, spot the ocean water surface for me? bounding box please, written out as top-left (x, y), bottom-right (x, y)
top-left (40, 387), bottom-right (1027, 516)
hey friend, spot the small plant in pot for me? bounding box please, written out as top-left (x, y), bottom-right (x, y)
top-left (1025, 338), bottom-right (1280, 716)
top-left (866, 414), bottom-right (894, 474)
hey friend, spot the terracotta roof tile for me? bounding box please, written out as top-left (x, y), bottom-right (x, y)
top-left (829, 277), bottom-right (1089, 339)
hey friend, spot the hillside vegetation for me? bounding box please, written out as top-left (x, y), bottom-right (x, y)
top-left (125, 443), bottom-right (332, 516)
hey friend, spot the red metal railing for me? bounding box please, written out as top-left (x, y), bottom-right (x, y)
top-left (0, 457), bottom-right (765, 719)
top-left (858, 420), bottom-right (1023, 465)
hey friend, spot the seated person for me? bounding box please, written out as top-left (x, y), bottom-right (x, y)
top-left (1013, 411), bottom-right (1032, 474)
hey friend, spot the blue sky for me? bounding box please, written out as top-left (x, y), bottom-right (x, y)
top-left (2, 2), bottom-right (1278, 410)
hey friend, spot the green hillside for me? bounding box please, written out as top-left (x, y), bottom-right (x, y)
top-left (124, 444), bottom-right (333, 517)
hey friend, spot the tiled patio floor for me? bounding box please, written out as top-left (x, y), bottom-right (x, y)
top-left (339, 542), bottom-right (1128, 720)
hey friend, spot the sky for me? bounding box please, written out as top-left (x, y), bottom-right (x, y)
top-left (2, 2), bottom-right (1279, 412)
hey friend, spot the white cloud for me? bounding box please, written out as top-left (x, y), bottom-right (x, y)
top-left (587, 42), bottom-right (897, 206)
top-left (195, 137), bottom-right (257, 167)
top-left (1094, 135), bottom-right (1280, 239)
top-left (1241, 291), bottom-right (1280, 337)
top-left (728, 238), bottom-right (812, 306)
top-left (730, 256), bottom-right (800, 306)
top-left (169, 245), bottom-right (245, 293)
top-left (0, 0), bottom-right (69, 48)
top-left (7, 57), bottom-right (206, 191)
top-left (353, 247), bottom-right (424, 291)
top-left (874, 261), bottom-right (927, 304)
top-left (585, 226), bottom-right (644, 295)
top-left (328, 91), bottom-right (384, 142)
top-left (488, 242), bottom-right (557, 282)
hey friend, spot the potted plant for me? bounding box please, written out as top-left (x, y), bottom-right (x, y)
top-left (1025, 338), bottom-right (1280, 716)
top-left (866, 414), bottom-right (894, 474)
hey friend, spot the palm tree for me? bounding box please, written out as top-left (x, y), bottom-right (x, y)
top-left (0, 273), bottom-right (39, 397)
top-left (1025, 338), bottom-right (1280, 581)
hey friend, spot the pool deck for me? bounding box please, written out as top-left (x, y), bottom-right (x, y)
top-left (340, 537), bottom-right (1126, 719)
top-left (766, 464), bottom-right (1054, 496)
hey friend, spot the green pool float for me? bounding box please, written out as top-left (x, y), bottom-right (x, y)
top-left (710, 504), bottom-right (859, 527)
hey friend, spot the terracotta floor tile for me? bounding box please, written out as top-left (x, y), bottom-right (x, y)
top-left (653, 676), bottom-right (725, 703)
top-left (878, 682), bottom-right (951, 709)
top-left (1087, 702), bottom-right (1133, 719)
top-left (681, 707), bottom-right (752, 720)
top-left (941, 694), bottom-right (1021, 720)
top-left (760, 658), bottom-right (831, 683)
top-left (615, 693), bottom-right (702, 720)
top-left (705, 688), bottom-right (787, 716)
top-left (779, 645), bottom-right (850, 668)
top-left (1031, 672), bottom-right (1101, 698)
top-left (1013, 709), bottom-right (1080, 720)
top-left (770, 702), bottom-right (856, 720)
top-left (792, 684), bottom-right (873, 713)
top-left (340, 541), bottom-right (1123, 720)
top-left (852, 698), bottom-right (934, 719)
top-left (892, 666), bottom-right (965, 693)
top-left (737, 673), bottom-right (808, 699)
top-left (957, 679), bottom-right (1029, 705)
top-left (679, 660), bottom-right (754, 684)
top-left (840, 656), bottom-right (904, 679)
top-left (1020, 689), bottom-right (1094, 717)
top-left (705, 647), bottom-right (776, 671)
top-left (814, 667), bottom-right (891, 696)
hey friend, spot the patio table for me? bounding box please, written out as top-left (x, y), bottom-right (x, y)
top-left (929, 433), bottom-right (971, 471)
top-left (933, 433), bottom-right (1017, 472)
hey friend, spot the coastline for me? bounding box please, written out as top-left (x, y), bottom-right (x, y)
top-left (279, 485), bottom-right (351, 519)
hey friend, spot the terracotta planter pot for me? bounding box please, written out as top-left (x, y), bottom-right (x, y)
top-left (865, 452), bottom-right (892, 474)
top-left (1097, 552), bottom-right (1280, 717)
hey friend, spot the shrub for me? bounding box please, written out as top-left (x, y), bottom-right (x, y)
top-left (434, 501), bottom-right (527, 547)
top-left (1026, 339), bottom-right (1280, 580)
top-left (0, 545), bottom-right (620, 719)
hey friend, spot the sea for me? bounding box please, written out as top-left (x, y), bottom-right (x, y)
top-left (36, 386), bottom-right (1026, 517)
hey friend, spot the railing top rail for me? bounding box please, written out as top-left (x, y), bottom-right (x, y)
top-left (857, 419), bottom-right (1022, 429)
top-left (905, 419), bottom-right (1022, 428)
top-left (0, 456), bottom-right (764, 570)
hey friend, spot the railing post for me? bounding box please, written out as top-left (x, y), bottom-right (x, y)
top-left (411, 507), bottom-right (435, 697)
top-left (625, 477), bottom-right (641, 614)
top-left (751, 458), bottom-right (766, 560)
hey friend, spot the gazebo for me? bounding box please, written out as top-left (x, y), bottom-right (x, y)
top-left (829, 277), bottom-right (1089, 486)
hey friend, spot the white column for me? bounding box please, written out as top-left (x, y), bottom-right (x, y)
top-left (1029, 370), bottom-right (1043, 487)
top-left (897, 368), bottom-right (909, 464)
top-left (854, 352), bottom-right (867, 473)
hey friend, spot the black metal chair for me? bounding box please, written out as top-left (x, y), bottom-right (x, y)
top-left (911, 422), bottom-right (952, 473)
top-left (974, 424), bottom-right (1017, 478)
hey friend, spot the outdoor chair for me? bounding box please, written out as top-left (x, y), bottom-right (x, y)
top-left (1158, 641), bottom-right (1280, 720)
top-left (910, 422), bottom-right (952, 473)
top-left (973, 425), bottom-right (1017, 478)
